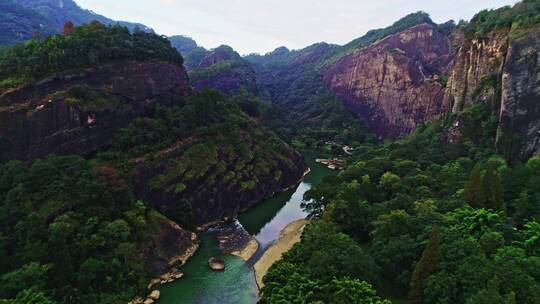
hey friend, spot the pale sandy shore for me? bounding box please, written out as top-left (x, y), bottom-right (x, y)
top-left (253, 219), bottom-right (309, 288)
top-left (231, 238), bottom-right (259, 261)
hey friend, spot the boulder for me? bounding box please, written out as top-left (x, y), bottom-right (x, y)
top-left (148, 290), bottom-right (160, 301)
top-left (208, 257), bottom-right (225, 271)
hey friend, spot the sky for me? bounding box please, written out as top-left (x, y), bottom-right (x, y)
top-left (76, 0), bottom-right (518, 55)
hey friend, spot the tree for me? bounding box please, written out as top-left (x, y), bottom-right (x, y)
top-left (465, 278), bottom-right (505, 304)
top-left (409, 226), bottom-right (442, 304)
top-left (0, 263), bottom-right (51, 299)
top-left (483, 163), bottom-right (504, 210)
top-left (463, 165), bottom-right (486, 208)
top-left (323, 278), bottom-right (391, 304)
top-left (0, 289), bottom-right (57, 304)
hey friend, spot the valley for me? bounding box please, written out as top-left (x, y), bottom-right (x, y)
top-left (156, 153), bottom-right (334, 304)
top-left (0, 1), bottom-right (539, 304)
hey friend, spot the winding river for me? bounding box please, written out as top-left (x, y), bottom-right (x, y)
top-left (157, 152), bottom-right (334, 304)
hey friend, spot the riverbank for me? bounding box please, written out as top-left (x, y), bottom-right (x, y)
top-left (253, 219), bottom-right (309, 288)
top-left (156, 152), bottom-right (333, 304)
top-left (231, 238), bottom-right (259, 261)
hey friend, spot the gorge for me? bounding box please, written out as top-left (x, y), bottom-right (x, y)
top-left (0, 0), bottom-right (539, 304)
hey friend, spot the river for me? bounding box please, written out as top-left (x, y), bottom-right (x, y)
top-left (157, 152), bottom-right (334, 304)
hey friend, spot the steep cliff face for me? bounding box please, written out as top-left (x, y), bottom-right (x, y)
top-left (0, 61), bottom-right (191, 161)
top-left (444, 30), bottom-right (509, 112)
top-left (144, 217), bottom-right (198, 277)
top-left (499, 26), bottom-right (540, 157)
top-left (325, 24), bottom-right (453, 137)
top-left (445, 25), bottom-right (540, 157)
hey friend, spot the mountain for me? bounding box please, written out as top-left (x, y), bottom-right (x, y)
top-left (168, 35), bottom-right (208, 70)
top-left (0, 0), bottom-right (151, 46)
top-left (246, 42), bottom-right (339, 116)
top-left (244, 7), bottom-right (539, 158)
top-left (325, 23), bottom-right (453, 137)
top-left (444, 1), bottom-right (540, 159)
top-left (244, 12), bottom-right (450, 128)
top-left (0, 0), bottom-right (56, 45)
top-left (0, 22), bottom-right (308, 303)
top-left (169, 41), bottom-right (261, 95)
top-left (0, 24), bottom-right (189, 161)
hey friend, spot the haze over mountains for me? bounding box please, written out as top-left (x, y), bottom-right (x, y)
top-left (0, 0), bottom-right (539, 303)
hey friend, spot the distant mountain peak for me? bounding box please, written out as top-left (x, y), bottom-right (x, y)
top-left (1, 0), bottom-right (152, 46)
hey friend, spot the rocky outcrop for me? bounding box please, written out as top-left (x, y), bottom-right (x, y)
top-left (445, 25), bottom-right (540, 158)
top-left (325, 24), bottom-right (453, 137)
top-left (213, 220), bottom-right (259, 261)
top-left (143, 217), bottom-right (198, 277)
top-left (498, 26), bottom-right (540, 157)
top-left (444, 30), bottom-right (509, 112)
top-left (0, 61), bottom-right (191, 161)
top-left (198, 45), bottom-right (238, 68)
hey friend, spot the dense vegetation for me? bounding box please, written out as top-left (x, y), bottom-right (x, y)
top-left (261, 102), bottom-right (540, 303)
top-left (0, 87), bottom-right (306, 303)
top-left (168, 35), bottom-right (209, 70)
top-left (464, 0), bottom-right (540, 37)
top-left (0, 155), bottom-right (157, 303)
top-left (102, 89), bottom-right (303, 228)
top-left (0, 23), bottom-right (181, 91)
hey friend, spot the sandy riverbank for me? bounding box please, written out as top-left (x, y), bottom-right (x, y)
top-left (253, 219), bottom-right (309, 288)
top-left (231, 238), bottom-right (259, 261)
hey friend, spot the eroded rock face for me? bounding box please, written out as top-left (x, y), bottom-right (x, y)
top-left (444, 30), bottom-right (509, 112)
top-left (325, 24), bottom-right (453, 137)
top-left (498, 27), bottom-right (540, 157)
top-left (0, 61), bottom-right (191, 161)
top-left (445, 26), bottom-right (540, 158)
top-left (144, 218), bottom-right (198, 277)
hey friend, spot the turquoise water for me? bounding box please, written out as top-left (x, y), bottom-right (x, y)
top-left (157, 153), bottom-right (334, 304)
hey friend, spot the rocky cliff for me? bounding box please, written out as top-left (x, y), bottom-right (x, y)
top-left (445, 25), bottom-right (540, 157)
top-left (144, 217), bottom-right (198, 277)
top-left (325, 23), bottom-right (453, 137)
top-left (0, 61), bottom-right (191, 161)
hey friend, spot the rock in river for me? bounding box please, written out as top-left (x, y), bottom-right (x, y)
top-left (208, 257), bottom-right (225, 271)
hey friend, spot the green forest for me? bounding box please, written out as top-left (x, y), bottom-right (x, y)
top-left (0, 86), bottom-right (306, 303)
top-left (260, 102), bottom-right (540, 303)
top-left (1, 1), bottom-right (540, 303)
top-left (0, 22), bottom-right (181, 91)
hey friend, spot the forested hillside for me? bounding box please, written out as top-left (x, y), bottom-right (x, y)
top-left (0, 0), bottom-right (539, 303)
top-left (0, 25), bottom-right (307, 304)
top-left (261, 101), bottom-right (540, 303)
top-left (260, 3), bottom-right (540, 302)
top-left (0, 0), bottom-right (150, 46)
